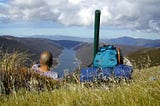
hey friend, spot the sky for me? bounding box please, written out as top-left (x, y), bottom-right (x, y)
top-left (0, 0), bottom-right (160, 39)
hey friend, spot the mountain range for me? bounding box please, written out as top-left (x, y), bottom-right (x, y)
top-left (31, 35), bottom-right (160, 48)
top-left (0, 35), bottom-right (84, 66)
top-left (30, 35), bottom-right (91, 42)
top-left (105, 36), bottom-right (160, 47)
top-left (0, 35), bottom-right (160, 68)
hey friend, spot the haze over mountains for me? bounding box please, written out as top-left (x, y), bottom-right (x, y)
top-left (31, 35), bottom-right (160, 48)
top-left (105, 37), bottom-right (160, 48)
top-left (30, 35), bottom-right (91, 42)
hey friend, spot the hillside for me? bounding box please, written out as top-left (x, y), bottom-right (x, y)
top-left (0, 35), bottom-right (63, 63)
top-left (0, 37), bottom-right (33, 53)
top-left (128, 48), bottom-right (160, 69)
top-left (75, 43), bottom-right (143, 67)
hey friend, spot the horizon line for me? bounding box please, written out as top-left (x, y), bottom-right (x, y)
top-left (0, 34), bottom-right (160, 40)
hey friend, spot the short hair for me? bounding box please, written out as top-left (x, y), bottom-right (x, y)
top-left (40, 51), bottom-right (53, 68)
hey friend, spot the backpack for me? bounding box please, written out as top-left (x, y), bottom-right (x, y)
top-left (93, 45), bottom-right (122, 68)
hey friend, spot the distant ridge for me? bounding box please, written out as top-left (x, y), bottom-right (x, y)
top-left (30, 35), bottom-right (160, 48)
top-left (30, 35), bottom-right (92, 42)
top-left (106, 36), bottom-right (160, 47)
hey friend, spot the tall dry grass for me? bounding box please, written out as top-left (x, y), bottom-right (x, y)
top-left (0, 51), bottom-right (60, 95)
top-left (0, 66), bottom-right (160, 106)
top-left (0, 52), bottom-right (160, 106)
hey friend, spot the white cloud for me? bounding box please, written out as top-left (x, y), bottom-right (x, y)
top-left (68, 0), bottom-right (83, 5)
top-left (0, 0), bottom-right (160, 34)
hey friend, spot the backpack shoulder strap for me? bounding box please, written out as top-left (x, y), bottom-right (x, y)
top-left (117, 48), bottom-right (121, 64)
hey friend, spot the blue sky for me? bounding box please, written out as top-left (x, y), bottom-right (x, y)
top-left (0, 0), bottom-right (160, 39)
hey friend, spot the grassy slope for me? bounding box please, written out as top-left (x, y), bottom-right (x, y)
top-left (0, 66), bottom-right (160, 106)
top-left (128, 48), bottom-right (160, 69)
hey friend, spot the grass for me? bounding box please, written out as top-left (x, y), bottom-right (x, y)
top-left (0, 51), bottom-right (60, 95)
top-left (0, 52), bottom-right (160, 106)
top-left (128, 48), bottom-right (160, 69)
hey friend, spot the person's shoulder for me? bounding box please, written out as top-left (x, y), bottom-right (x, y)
top-left (31, 64), bottom-right (38, 69)
top-left (45, 71), bottom-right (58, 79)
top-left (50, 71), bottom-right (58, 79)
top-left (31, 64), bottom-right (40, 72)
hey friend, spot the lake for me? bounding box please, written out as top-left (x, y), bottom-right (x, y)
top-left (54, 48), bottom-right (81, 78)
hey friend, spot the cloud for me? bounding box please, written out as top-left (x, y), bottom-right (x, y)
top-left (0, 0), bottom-right (160, 34)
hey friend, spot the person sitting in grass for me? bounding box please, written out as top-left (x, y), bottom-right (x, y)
top-left (31, 51), bottom-right (58, 79)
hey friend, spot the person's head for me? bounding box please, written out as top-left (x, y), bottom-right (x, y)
top-left (39, 51), bottom-right (53, 68)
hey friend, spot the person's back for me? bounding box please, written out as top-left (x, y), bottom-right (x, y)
top-left (31, 51), bottom-right (58, 79)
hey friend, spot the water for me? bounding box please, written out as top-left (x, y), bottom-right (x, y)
top-left (54, 48), bottom-right (81, 78)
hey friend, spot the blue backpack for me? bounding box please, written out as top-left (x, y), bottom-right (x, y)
top-left (93, 45), bottom-right (119, 68)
